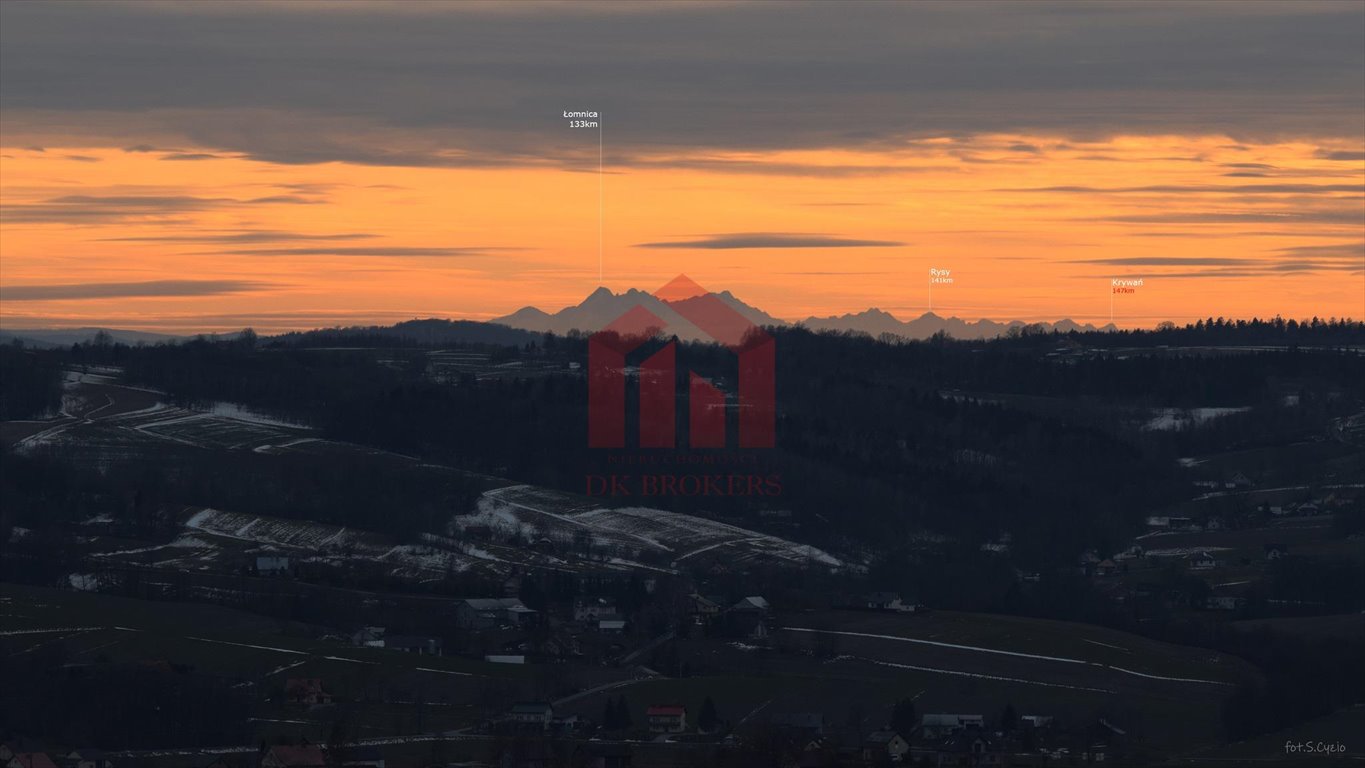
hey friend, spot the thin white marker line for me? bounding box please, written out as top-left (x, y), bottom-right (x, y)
top-left (599, 114), bottom-right (603, 286)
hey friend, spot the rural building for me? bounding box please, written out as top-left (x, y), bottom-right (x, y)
top-left (284, 678), bottom-right (332, 705)
top-left (646, 704), bottom-right (688, 734)
top-left (918, 733), bottom-right (1005, 766)
top-left (384, 634), bottom-right (442, 655)
top-left (1188, 551), bottom-right (1218, 570)
top-left (1206, 595), bottom-right (1246, 611)
top-left (861, 592), bottom-right (916, 612)
top-left (484, 654), bottom-right (525, 664)
top-left (574, 597), bottom-right (617, 622)
top-left (686, 594), bottom-right (721, 619)
top-left (507, 702), bottom-right (555, 729)
top-left (260, 746), bottom-right (326, 768)
top-left (6, 755), bottom-right (58, 768)
top-left (919, 713), bottom-right (984, 738)
top-left (63, 750), bottom-right (113, 768)
top-left (350, 626), bottom-right (385, 647)
top-left (732, 596), bottom-right (770, 613)
top-left (254, 555), bottom-right (291, 576)
top-left (455, 597), bottom-right (536, 629)
top-left (597, 616), bottom-right (626, 633)
top-left (862, 731), bottom-right (910, 763)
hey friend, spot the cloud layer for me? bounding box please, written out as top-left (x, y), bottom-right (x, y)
top-left (2, 2), bottom-right (1362, 166)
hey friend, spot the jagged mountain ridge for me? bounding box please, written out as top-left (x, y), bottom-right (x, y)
top-left (492, 288), bottom-right (1116, 340)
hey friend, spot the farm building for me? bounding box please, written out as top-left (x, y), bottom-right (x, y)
top-left (507, 702), bottom-right (554, 729)
top-left (455, 597), bottom-right (536, 629)
top-left (647, 704), bottom-right (688, 734)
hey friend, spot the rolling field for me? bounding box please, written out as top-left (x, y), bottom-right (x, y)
top-left (555, 609), bottom-right (1262, 756)
top-left (0, 583), bottom-right (534, 749)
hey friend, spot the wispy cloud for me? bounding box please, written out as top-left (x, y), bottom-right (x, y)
top-left (636, 232), bottom-right (904, 249)
top-left (1315, 149), bottom-right (1365, 161)
top-left (998, 183), bottom-right (1362, 194)
top-left (1071, 257), bottom-right (1257, 266)
top-left (223, 246), bottom-right (515, 258)
top-left (1, 193), bottom-right (321, 223)
top-left (100, 230), bottom-right (377, 244)
top-left (160, 152), bottom-right (225, 161)
top-left (1, 279), bottom-right (278, 301)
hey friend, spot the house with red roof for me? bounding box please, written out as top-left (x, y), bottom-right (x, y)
top-left (646, 704), bottom-right (687, 734)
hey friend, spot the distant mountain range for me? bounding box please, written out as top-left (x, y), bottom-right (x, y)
top-left (494, 287), bottom-right (1116, 341)
top-left (2, 289), bottom-right (1117, 349)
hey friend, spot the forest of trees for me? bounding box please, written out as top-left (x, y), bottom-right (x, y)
top-left (2, 319), bottom-right (1361, 749)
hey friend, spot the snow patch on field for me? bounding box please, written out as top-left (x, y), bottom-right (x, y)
top-left (207, 402), bottom-right (308, 429)
top-left (1144, 407), bottom-right (1250, 431)
top-left (184, 508), bottom-right (481, 577)
top-left (453, 486), bottom-right (844, 570)
top-left (1143, 546), bottom-right (1234, 558)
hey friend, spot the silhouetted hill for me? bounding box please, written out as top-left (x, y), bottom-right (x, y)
top-left (275, 318), bottom-right (538, 347)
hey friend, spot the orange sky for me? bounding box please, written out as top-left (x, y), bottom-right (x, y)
top-left (1, 133), bottom-right (1362, 333)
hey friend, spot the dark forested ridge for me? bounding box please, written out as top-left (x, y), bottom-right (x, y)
top-left (14, 318), bottom-right (1362, 569)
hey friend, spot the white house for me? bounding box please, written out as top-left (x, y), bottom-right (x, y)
top-left (1188, 551), bottom-right (1218, 570)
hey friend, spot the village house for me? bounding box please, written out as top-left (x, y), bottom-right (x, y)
top-left (646, 704), bottom-right (688, 734)
top-left (350, 626), bottom-right (385, 648)
top-left (455, 597), bottom-right (536, 630)
top-left (862, 731), bottom-right (910, 763)
top-left (507, 702), bottom-right (555, 730)
top-left (284, 678), bottom-right (332, 706)
top-left (573, 597), bottom-right (617, 623)
top-left (1094, 558), bottom-right (1118, 577)
top-left (1206, 595), bottom-right (1246, 611)
top-left (1188, 551), bottom-right (1218, 570)
top-left (5, 754), bottom-right (58, 768)
top-left (732, 596), bottom-right (770, 613)
top-left (254, 555), bottom-right (291, 576)
top-left (260, 746), bottom-right (326, 768)
top-left (686, 594), bottom-right (722, 623)
top-left (919, 713), bottom-right (984, 739)
top-left (918, 733), bottom-right (1005, 767)
top-left (383, 634), bottom-right (442, 655)
top-left (596, 616), bottom-right (627, 633)
top-left (62, 750), bottom-right (113, 768)
top-left (861, 592), bottom-right (917, 612)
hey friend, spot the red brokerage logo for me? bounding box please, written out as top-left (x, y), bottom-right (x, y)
top-left (588, 275), bottom-right (775, 449)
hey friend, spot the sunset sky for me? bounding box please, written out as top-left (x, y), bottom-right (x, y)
top-left (2, 1), bottom-right (1362, 333)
